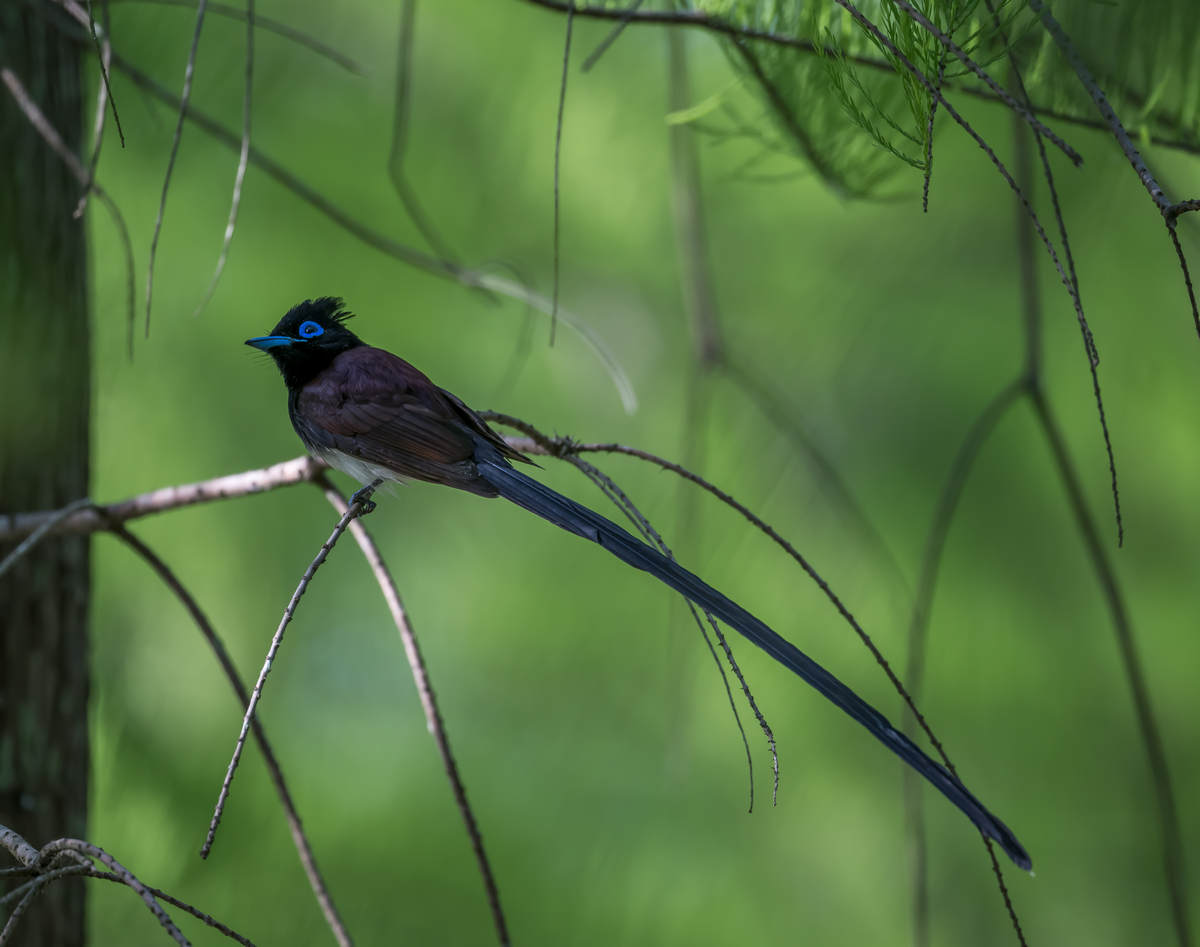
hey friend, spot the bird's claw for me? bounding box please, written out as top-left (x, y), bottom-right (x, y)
top-left (349, 480), bottom-right (381, 515)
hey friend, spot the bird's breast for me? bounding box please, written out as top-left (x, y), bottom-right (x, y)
top-left (310, 444), bottom-right (413, 488)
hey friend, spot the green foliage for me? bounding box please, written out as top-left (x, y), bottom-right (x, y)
top-left (1021, 0), bottom-right (1200, 146)
top-left (61, 0), bottom-right (1200, 943)
top-left (679, 0), bottom-right (1199, 193)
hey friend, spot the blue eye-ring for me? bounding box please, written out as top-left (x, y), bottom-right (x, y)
top-left (298, 320), bottom-right (324, 339)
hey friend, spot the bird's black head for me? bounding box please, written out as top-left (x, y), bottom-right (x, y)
top-left (246, 297), bottom-right (364, 389)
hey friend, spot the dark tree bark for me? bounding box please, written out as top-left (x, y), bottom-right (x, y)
top-left (0, 5), bottom-right (91, 945)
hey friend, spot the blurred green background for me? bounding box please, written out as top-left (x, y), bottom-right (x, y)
top-left (81, 1), bottom-right (1198, 944)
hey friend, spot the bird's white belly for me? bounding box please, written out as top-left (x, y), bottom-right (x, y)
top-left (311, 446), bottom-right (411, 488)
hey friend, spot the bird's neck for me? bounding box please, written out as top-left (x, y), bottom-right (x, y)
top-left (277, 343), bottom-right (354, 391)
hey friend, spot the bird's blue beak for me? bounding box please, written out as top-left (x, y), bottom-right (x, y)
top-left (245, 335), bottom-right (292, 351)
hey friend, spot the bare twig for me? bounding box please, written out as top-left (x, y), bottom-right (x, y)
top-left (75, 0), bottom-right (124, 220)
top-left (988, 1), bottom-right (1121, 551)
top-left (0, 456), bottom-right (325, 543)
top-left (202, 482), bottom-right (379, 860)
top-left (663, 32), bottom-right (776, 806)
top-left (890, 0), bottom-right (1080, 166)
top-left (317, 477), bottom-right (511, 946)
top-left (102, 54), bottom-right (637, 412)
top-left (144, 0), bottom-right (208, 337)
top-left (1011, 152), bottom-right (1191, 939)
top-left (832, 0), bottom-right (1123, 547)
top-left (719, 356), bottom-right (911, 601)
top-left (729, 37), bottom-right (845, 190)
top-left (0, 59), bottom-right (137, 352)
top-left (0, 826), bottom-right (39, 868)
top-left (387, 0), bottom-right (472, 272)
top-left (193, 0), bottom-right (254, 317)
top-left (38, 838), bottom-right (188, 945)
top-left (112, 0), bottom-right (363, 73)
top-left (667, 31), bottom-right (722, 369)
top-left (901, 378), bottom-right (1025, 947)
top-left (0, 498), bottom-right (93, 579)
top-left (487, 415), bottom-right (955, 777)
top-left (581, 0), bottom-right (644, 71)
top-left (1031, 388), bottom-right (1191, 947)
top-left (524, 0), bottom-right (825, 57)
top-left (89, 871), bottom-right (256, 946)
top-left (920, 55), bottom-right (946, 213)
top-left (523, 0), bottom-right (1200, 156)
top-left (586, 455), bottom-right (779, 807)
top-left (105, 525), bottom-right (352, 947)
top-left (549, 1), bottom-right (574, 344)
top-left (1028, 0), bottom-right (1200, 339)
top-left (0, 888), bottom-right (38, 944)
top-left (2, 853), bottom-right (256, 946)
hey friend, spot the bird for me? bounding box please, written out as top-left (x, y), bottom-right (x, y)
top-left (246, 297), bottom-right (1031, 870)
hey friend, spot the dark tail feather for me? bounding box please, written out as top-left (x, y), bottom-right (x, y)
top-left (477, 455), bottom-right (1031, 870)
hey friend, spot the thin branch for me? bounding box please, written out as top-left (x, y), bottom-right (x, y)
top-left (901, 378), bottom-right (1025, 947)
top-left (75, 0), bottom-right (124, 220)
top-left (202, 483), bottom-right (378, 860)
top-left (144, 0), bottom-right (208, 337)
top-left (110, 54), bottom-right (444, 281)
top-left (0, 888), bottom-right (39, 943)
top-left (729, 36), bottom-right (847, 190)
top-left (87, 0), bottom-right (124, 143)
top-left (719, 355), bottom-right (911, 601)
top-left (523, 0), bottom-right (824, 55)
top-left (832, 0), bottom-right (1122, 547)
top-left (102, 53), bottom-right (637, 412)
top-left (581, 0), bottom-right (644, 72)
top-left (988, 1), bottom-right (1122, 553)
top-left (193, 0), bottom-right (254, 317)
top-left (522, 0), bottom-right (1200, 156)
top-left (105, 524), bottom-right (352, 947)
top-left (1, 863), bottom-right (92, 912)
top-left (112, 0), bottom-right (363, 73)
top-left (550, 1), bottom-right (574, 345)
top-left (920, 55), bottom-right (946, 213)
top-left (667, 30), bottom-right (722, 369)
top-left (890, 0), bottom-right (1081, 166)
top-left (1028, 0), bottom-right (1200, 338)
top-left (1029, 388), bottom-right (1192, 947)
top-left (497, 416), bottom-right (1035, 912)
top-left (1167, 221), bottom-right (1200, 338)
top-left (2, 855), bottom-right (257, 947)
top-left (1007, 93), bottom-right (1184, 942)
top-left (663, 29), bottom-right (773, 805)
top-left (0, 498), bottom-right (93, 579)
top-left (37, 838), bottom-right (188, 945)
top-left (386, 0), bottom-right (487, 296)
top-left (0, 455), bottom-right (325, 543)
top-left (488, 415), bottom-right (951, 772)
top-left (88, 871), bottom-right (256, 946)
top-left (317, 477), bottom-right (511, 947)
top-left (0, 826), bottom-right (40, 869)
top-left (568, 454), bottom-right (776, 808)
top-left (0, 59), bottom-right (137, 353)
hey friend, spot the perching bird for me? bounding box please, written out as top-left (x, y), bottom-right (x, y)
top-left (247, 297), bottom-right (1031, 870)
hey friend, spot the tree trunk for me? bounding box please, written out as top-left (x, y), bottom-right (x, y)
top-left (0, 5), bottom-right (91, 945)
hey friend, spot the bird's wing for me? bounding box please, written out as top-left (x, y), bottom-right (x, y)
top-left (292, 346), bottom-right (518, 494)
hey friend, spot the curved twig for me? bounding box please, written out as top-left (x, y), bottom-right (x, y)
top-left (105, 524), bottom-right (352, 947)
top-left (316, 476), bottom-right (511, 946)
top-left (567, 454), bottom-right (776, 809)
top-left (193, 0), bottom-right (254, 317)
top-left (144, 0), bottom-right (208, 336)
top-left (202, 483), bottom-right (379, 860)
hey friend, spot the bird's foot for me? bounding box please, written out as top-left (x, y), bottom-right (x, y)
top-left (349, 480), bottom-right (382, 516)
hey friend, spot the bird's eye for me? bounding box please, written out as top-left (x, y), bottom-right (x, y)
top-left (298, 320), bottom-right (324, 339)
